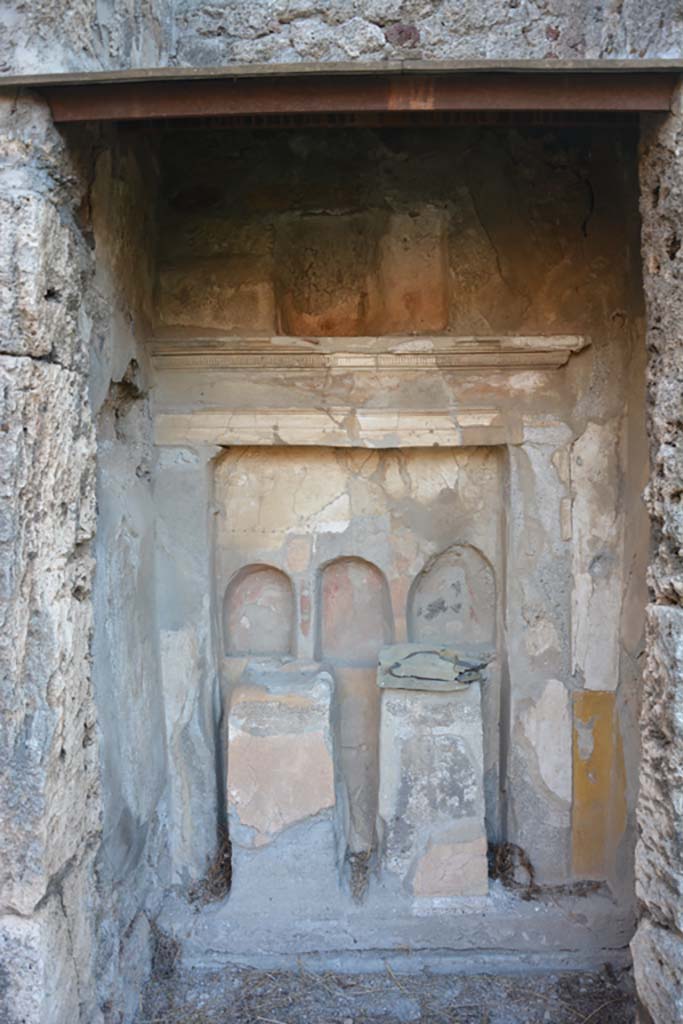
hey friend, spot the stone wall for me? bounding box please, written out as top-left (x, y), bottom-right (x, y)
top-left (0, 0), bottom-right (174, 76)
top-left (173, 0), bottom-right (683, 67)
top-left (631, 87), bottom-right (683, 1023)
top-left (0, 5), bottom-right (681, 1020)
top-left (1, 0), bottom-right (683, 75)
top-left (0, 93), bottom-right (101, 1024)
top-left (0, 99), bottom-right (169, 1024)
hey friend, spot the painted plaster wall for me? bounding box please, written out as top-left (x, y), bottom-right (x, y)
top-left (155, 124), bottom-right (642, 339)
top-left (88, 133), bottom-right (170, 1023)
top-left (215, 446), bottom-right (503, 878)
top-left (151, 123), bottom-right (647, 943)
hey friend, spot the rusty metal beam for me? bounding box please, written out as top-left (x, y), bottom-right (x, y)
top-left (41, 71), bottom-right (677, 123)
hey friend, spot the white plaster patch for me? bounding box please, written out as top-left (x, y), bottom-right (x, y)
top-left (521, 679), bottom-right (572, 803)
top-left (390, 338), bottom-right (435, 353)
top-left (552, 446), bottom-right (570, 485)
top-left (509, 371), bottom-right (551, 391)
top-left (524, 616), bottom-right (560, 658)
top-left (575, 715), bottom-right (595, 761)
top-left (307, 492), bottom-right (350, 532)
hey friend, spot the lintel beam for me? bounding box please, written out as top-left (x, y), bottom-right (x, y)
top-left (37, 70), bottom-right (678, 123)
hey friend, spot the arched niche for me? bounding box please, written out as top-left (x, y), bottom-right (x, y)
top-left (408, 544), bottom-right (496, 647)
top-left (224, 564), bottom-right (294, 656)
top-left (318, 556), bottom-right (393, 664)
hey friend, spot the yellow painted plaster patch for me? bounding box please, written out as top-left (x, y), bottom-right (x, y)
top-left (572, 691), bottom-right (627, 879)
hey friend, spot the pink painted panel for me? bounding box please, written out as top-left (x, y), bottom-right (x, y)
top-left (319, 557), bottom-right (393, 664)
top-left (224, 565), bottom-right (294, 656)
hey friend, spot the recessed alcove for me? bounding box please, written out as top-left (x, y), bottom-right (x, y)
top-left (223, 564), bottom-right (294, 656)
top-left (88, 116), bottom-right (648, 974)
top-left (408, 544), bottom-right (496, 648)
top-left (318, 557), bottom-right (394, 664)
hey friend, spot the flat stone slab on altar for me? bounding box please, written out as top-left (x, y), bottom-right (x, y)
top-left (377, 643), bottom-right (489, 692)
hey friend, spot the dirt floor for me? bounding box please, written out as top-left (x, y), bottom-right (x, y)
top-left (138, 963), bottom-right (635, 1024)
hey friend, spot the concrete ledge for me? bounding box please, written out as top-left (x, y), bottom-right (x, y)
top-left (158, 882), bottom-right (634, 971)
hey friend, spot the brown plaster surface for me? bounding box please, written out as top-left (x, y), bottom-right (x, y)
top-left (228, 731), bottom-right (335, 843)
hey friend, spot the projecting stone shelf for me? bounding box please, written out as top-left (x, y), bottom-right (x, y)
top-left (149, 334), bottom-right (590, 372)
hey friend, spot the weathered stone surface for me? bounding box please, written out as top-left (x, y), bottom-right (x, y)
top-left (224, 665), bottom-right (346, 913)
top-left (332, 665), bottom-right (381, 855)
top-left (1, 0), bottom-right (681, 75)
top-left (640, 106), bottom-right (683, 607)
top-left (632, 89), bottom-right (683, 1022)
top-left (0, 0), bottom-right (173, 75)
top-left (155, 126), bottom-right (641, 341)
top-left (0, 191), bottom-right (84, 366)
top-left (155, 445), bottom-right (221, 882)
top-left (0, 915), bottom-right (45, 1024)
top-left (412, 835), bottom-right (489, 899)
top-left (0, 884), bottom-right (102, 1024)
top-left (635, 608), bottom-right (683, 931)
top-left (88, 135), bottom-right (171, 1024)
top-left (172, 1), bottom-right (683, 68)
top-left (158, 261), bottom-right (276, 333)
top-left (0, 94), bottom-right (102, 1024)
top-left (275, 213), bottom-right (384, 336)
top-left (632, 918), bottom-right (683, 1024)
top-left (378, 643), bottom-right (488, 691)
top-left (0, 34), bottom-right (665, 1021)
top-left (0, 357), bottom-right (98, 916)
top-left (376, 208), bottom-right (449, 334)
top-left (0, 95), bottom-right (176, 1024)
top-left (214, 445), bottom-right (503, 871)
top-left (378, 682), bottom-right (487, 897)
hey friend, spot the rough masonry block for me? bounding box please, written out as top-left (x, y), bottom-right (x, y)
top-left (377, 645), bottom-right (488, 898)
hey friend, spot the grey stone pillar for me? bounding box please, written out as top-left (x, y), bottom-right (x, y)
top-left (377, 645), bottom-right (489, 898)
top-left (226, 664), bottom-right (345, 908)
